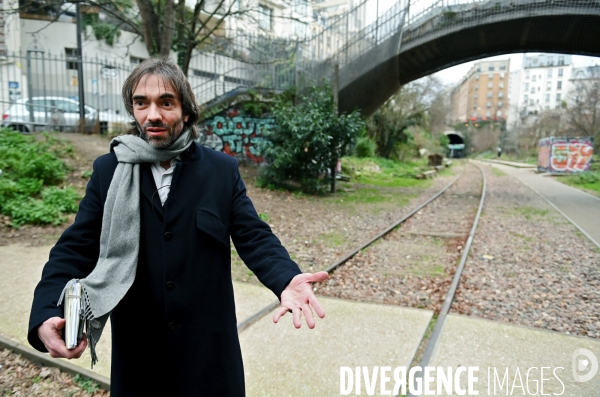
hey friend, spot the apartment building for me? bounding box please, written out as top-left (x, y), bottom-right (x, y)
top-left (514, 54), bottom-right (573, 117)
top-left (451, 59), bottom-right (510, 123)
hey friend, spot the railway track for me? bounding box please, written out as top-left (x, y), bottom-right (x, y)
top-left (1, 161), bottom-right (488, 394)
top-left (240, 161), bottom-right (487, 370)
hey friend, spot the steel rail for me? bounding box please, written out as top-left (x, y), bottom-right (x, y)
top-left (406, 160), bottom-right (487, 397)
top-left (237, 163), bottom-right (467, 333)
top-left (0, 163), bottom-right (472, 391)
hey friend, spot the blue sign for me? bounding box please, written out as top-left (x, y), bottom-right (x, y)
top-left (8, 81), bottom-right (18, 89)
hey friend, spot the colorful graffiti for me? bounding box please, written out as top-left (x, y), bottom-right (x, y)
top-left (198, 108), bottom-right (274, 163)
top-left (538, 137), bottom-right (594, 173)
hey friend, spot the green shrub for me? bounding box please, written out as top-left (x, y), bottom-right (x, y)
top-left (0, 128), bottom-right (80, 227)
top-left (577, 171), bottom-right (600, 184)
top-left (354, 137), bottom-right (376, 158)
top-left (261, 83), bottom-right (365, 193)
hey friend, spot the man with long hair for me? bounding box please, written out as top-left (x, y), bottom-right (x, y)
top-left (29, 57), bottom-right (327, 396)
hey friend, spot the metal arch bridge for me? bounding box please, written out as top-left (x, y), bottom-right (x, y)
top-left (296, 0), bottom-right (600, 116)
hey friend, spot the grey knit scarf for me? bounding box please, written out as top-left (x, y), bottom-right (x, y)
top-left (58, 128), bottom-right (194, 367)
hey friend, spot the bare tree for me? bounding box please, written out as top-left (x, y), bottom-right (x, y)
top-left (566, 74), bottom-right (600, 150)
top-left (367, 75), bottom-right (446, 159)
top-left (14, 0), bottom-right (291, 75)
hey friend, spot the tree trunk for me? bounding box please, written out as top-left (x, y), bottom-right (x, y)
top-left (330, 157), bottom-right (337, 193)
top-left (159, 0), bottom-right (175, 57)
top-left (136, 0), bottom-right (161, 55)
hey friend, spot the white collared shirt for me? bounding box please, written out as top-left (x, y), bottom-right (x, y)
top-left (150, 157), bottom-right (180, 206)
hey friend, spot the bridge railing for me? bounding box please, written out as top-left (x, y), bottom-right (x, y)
top-left (297, 0), bottom-right (600, 88)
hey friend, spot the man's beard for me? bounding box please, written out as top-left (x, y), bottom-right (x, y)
top-left (139, 119), bottom-right (185, 149)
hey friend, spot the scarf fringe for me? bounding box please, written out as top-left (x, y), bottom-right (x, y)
top-left (58, 280), bottom-right (99, 368)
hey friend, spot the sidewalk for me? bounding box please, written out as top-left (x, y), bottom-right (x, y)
top-left (0, 244), bottom-right (276, 379)
top-left (430, 314), bottom-right (600, 396)
top-left (479, 161), bottom-right (600, 247)
top-left (480, 158), bottom-right (537, 168)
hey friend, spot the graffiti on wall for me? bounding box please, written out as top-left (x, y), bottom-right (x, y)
top-left (538, 137), bottom-right (594, 173)
top-left (198, 108), bottom-right (274, 163)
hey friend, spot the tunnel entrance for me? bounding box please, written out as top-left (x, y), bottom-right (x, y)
top-left (445, 132), bottom-right (465, 159)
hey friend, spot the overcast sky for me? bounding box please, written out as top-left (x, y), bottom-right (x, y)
top-left (431, 53), bottom-right (600, 86)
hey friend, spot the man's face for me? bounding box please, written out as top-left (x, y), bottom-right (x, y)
top-left (132, 74), bottom-right (189, 149)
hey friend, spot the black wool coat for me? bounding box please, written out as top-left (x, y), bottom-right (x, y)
top-left (28, 143), bottom-right (302, 396)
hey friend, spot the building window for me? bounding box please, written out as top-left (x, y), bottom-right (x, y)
top-left (192, 69), bottom-right (218, 79)
top-left (525, 83), bottom-right (529, 91)
top-left (476, 74), bottom-right (480, 80)
top-left (558, 56), bottom-right (565, 65)
top-left (486, 101), bottom-right (491, 108)
top-left (258, 5), bottom-right (273, 31)
top-left (557, 81), bottom-right (562, 90)
top-left (499, 82), bottom-right (504, 89)
top-left (500, 64), bottom-right (506, 70)
top-left (556, 93), bottom-right (561, 102)
top-left (532, 75), bottom-right (537, 82)
top-left (476, 66), bottom-right (481, 72)
top-left (533, 58), bottom-right (538, 65)
top-left (65, 48), bottom-right (78, 70)
top-left (547, 69), bottom-right (552, 78)
top-left (488, 82), bottom-right (493, 89)
top-left (130, 56), bottom-right (145, 66)
top-left (475, 84), bottom-right (479, 90)
top-left (530, 100), bottom-right (534, 106)
top-left (524, 94), bottom-right (528, 102)
top-left (498, 101), bottom-right (503, 108)
top-left (526, 70), bottom-right (530, 79)
top-left (558, 68), bottom-right (563, 77)
top-left (546, 81), bottom-right (551, 91)
top-left (489, 65), bottom-right (495, 71)
top-left (488, 73), bottom-right (493, 79)
top-left (487, 92), bottom-right (492, 98)
top-left (545, 94), bottom-right (550, 103)
top-left (530, 87), bottom-right (535, 94)
top-left (500, 72), bottom-right (505, 79)
top-left (474, 94), bottom-right (478, 99)
top-left (498, 92), bottom-right (504, 98)
top-left (486, 111), bottom-right (491, 117)
top-left (473, 103), bottom-right (478, 109)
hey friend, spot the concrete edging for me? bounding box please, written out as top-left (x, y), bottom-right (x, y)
top-left (0, 333), bottom-right (110, 391)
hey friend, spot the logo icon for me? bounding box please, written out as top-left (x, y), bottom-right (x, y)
top-left (572, 348), bottom-right (598, 382)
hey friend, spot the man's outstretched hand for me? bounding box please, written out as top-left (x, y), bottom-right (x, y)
top-left (273, 271), bottom-right (328, 329)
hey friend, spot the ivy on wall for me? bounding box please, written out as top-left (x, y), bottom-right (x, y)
top-left (82, 13), bottom-right (122, 46)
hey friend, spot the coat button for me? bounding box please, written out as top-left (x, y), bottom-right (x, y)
top-left (166, 281), bottom-right (174, 290)
top-left (164, 232), bottom-right (173, 241)
top-left (169, 322), bottom-right (176, 331)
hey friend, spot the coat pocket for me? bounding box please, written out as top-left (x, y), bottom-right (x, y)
top-left (196, 208), bottom-right (230, 248)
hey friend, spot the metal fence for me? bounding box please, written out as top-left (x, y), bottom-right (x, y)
top-left (0, 38), bottom-right (297, 133)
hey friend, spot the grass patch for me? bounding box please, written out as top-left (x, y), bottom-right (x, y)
top-left (324, 187), bottom-right (415, 209)
top-left (512, 206), bottom-right (549, 219)
top-left (317, 231), bottom-right (345, 247)
top-left (511, 232), bottom-right (535, 242)
top-left (73, 374), bottom-right (99, 394)
top-left (341, 156), bottom-right (430, 188)
top-left (491, 167), bottom-right (506, 177)
top-left (561, 171), bottom-right (600, 195)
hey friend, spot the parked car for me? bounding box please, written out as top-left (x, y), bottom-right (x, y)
top-left (2, 96), bottom-right (130, 134)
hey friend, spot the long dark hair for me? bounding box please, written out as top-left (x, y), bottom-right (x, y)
top-left (122, 57), bottom-right (199, 138)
